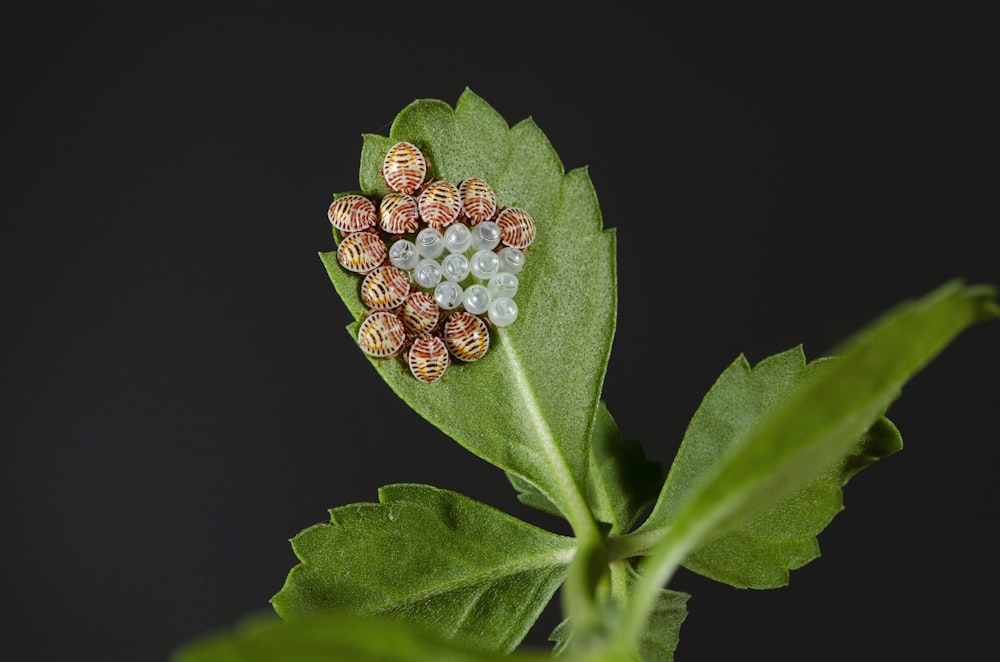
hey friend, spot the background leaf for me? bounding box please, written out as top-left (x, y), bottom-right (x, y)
top-left (170, 612), bottom-right (557, 662)
top-left (270, 484), bottom-right (576, 653)
top-left (587, 403), bottom-right (665, 535)
top-left (320, 88), bottom-right (617, 531)
top-left (632, 347), bottom-right (902, 588)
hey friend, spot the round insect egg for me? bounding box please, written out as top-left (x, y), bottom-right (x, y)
top-left (400, 291), bottom-right (439, 336)
top-left (415, 227), bottom-right (445, 259)
top-left (463, 284), bottom-right (491, 315)
top-left (417, 180), bottom-right (461, 229)
top-left (407, 333), bottom-right (450, 383)
top-left (328, 194), bottom-right (377, 234)
top-left (357, 310), bottom-right (406, 358)
top-left (337, 231), bottom-right (387, 275)
top-left (413, 258), bottom-right (443, 289)
top-left (496, 207), bottom-right (536, 249)
top-left (496, 246), bottom-right (525, 274)
top-left (488, 297), bottom-right (519, 327)
top-left (469, 220), bottom-right (501, 251)
top-left (443, 223), bottom-right (472, 254)
top-left (458, 177), bottom-right (498, 224)
top-left (443, 311), bottom-right (490, 362)
top-left (388, 238), bottom-right (420, 271)
top-left (378, 193), bottom-right (421, 234)
top-left (434, 281), bottom-right (464, 310)
top-left (488, 272), bottom-right (518, 299)
top-left (381, 141), bottom-right (427, 195)
top-left (361, 265), bottom-right (411, 310)
top-left (441, 253), bottom-right (470, 282)
top-left (469, 249), bottom-right (500, 280)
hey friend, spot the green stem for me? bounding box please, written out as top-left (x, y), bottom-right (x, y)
top-left (608, 514), bottom-right (711, 654)
top-left (605, 529), bottom-right (661, 562)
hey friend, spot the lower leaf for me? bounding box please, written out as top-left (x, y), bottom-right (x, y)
top-left (170, 611), bottom-right (556, 662)
top-left (270, 484), bottom-right (576, 654)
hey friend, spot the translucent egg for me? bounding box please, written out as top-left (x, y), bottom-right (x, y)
top-left (441, 253), bottom-right (470, 282)
top-left (469, 250), bottom-right (500, 280)
top-left (434, 280), bottom-right (463, 310)
top-left (388, 239), bottom-right (419, 271)
top-left (488, 297), bottom-right (518, 327)
top-left (488, 272), bottom-right (518, 299)
top-left (463, 284), bottom-right (491, 315)
top-left (470, 220), bottom-right (501, 251)
top-left (496, 246), bottom-right (525, 274)
top-left (413, 259), bottom-right (442, 288)
top-left (443, 223), bottom-right (472, 254)
top-left (415, 227), bottom-right (445, 258)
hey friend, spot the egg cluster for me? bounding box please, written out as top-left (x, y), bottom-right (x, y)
top-left (329, 141), bottom-right (537, 383)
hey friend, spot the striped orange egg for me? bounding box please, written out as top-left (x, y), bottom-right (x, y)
top-left (417, 180), bottom-right (461, 229)
top-left (357, 310), bottom-right (406, 358)
top-left (443, 311), bottom-right (490, 362)
top-left (381, 141), bottom-right (427, 195)
top-left (458, 177), bottom-right (497, 224)
top-left (378, 193), bottom-right (421, 234)
top-left (337, 231), bottom-right (386, 275)
top-left (328, 194), bottom-right (377, 234)
top-left (400, 291), bottom-right (439, 336)
top-left (361, 265), bottom-right (411, 310)
top-left (407, 333), bottom-right (450, 383)
top-left (496, 207), bottom-right (536, 249)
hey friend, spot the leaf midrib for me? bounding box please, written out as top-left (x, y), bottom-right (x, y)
top-left (498, 330), bottom-right (595, 538)
top-left (367, 545), bottom-right (576, 611)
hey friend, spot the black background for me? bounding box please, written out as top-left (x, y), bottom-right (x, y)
top-left (3, 3), bottom-right (998, 661)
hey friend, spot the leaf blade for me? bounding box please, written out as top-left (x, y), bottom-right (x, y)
top-left (629, 347), bottom-right (902, 587)
top-left (270, 484), bottom-right (576, 653)
top-left (170, 612), bottom-right (557, 662)
top-left (322, 89), bottom-right (616, 533)
top-left (611, 279), bottom-right (998, 651)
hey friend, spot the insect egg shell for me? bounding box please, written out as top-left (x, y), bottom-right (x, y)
top-left (381, 141), bottom-right (427, 195)
top-left (458, 177), bottom-right (498, 224)
top-left (407, 332), bottom-right (450, 383)
top-left (443, 311), bottom-right (490, 362)
top-left (361, 265), bottom-right (412, 310)
top-left (378, 192), bottom-right (421, 234)
top-left (400, 291), bottom-right (439, 336)
top-left (496, 207), bottom-right (536, 249)
top-left (337, 231), bottom-right (387, 274)
top-left (417, 180), bottom-right (462, 229)
top-left (328, 194), bottom-right (377, 233)
top-left (357, 310), bottom-right (406, 358)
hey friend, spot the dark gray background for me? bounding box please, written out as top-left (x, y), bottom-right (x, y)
top-left (3, 3), bottom-right (998, 661)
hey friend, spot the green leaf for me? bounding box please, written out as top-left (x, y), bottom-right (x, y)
top-left (625, 347), bottom-right (902, 588)
top-left (320, 88), bottom-right (616, 536)
top-left (506, 470), bottom-right (563, 519)
top-left (681, 415), bottom-right (901, 588)
top-left (587, 403), bottom-right (664, 535)
top-left (170, 612), bottom-right (557, 662)
top-left (270, 484), bottom-right (576, 653)
top-left (507, 402), bottom-right (664, 534)
top-left (609, 279), bottom-right (998, 652)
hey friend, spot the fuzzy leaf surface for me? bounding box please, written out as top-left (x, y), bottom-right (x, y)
top-left (611, 280), bottom-right (998, 650)
top-left (320, 88), bottom-right (616, 527)
top-left (634, 347), bottom-right (903, 588)
top-left (270, 484), bottom-right (576, 653)
top-left (170, 612), bottom-right (556, 662)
